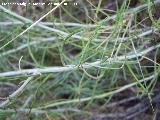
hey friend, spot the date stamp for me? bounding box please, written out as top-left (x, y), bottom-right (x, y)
top-left (0, 2), bottom-right (78, 6)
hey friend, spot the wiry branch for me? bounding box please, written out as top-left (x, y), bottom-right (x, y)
top-left (36, 74), bottom-right (157, 109)
top-left (0, 76), bottom-right (34, 108)
top-left (0, 21), bottom-right (99, 28)
top-left (0, 37), bottom-right (56, 57)
top-left (0, 44), bottom-right (159, 77)
top-left (0, 0), bottom-right (66, 50)
top-left (1, 1), bottom-right (159, 44)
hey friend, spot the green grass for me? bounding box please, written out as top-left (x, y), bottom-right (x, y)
top-left (0, 0), bottom-right (160, 119)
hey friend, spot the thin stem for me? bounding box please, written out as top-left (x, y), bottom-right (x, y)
top-left (0, 0), bottom-right (66, 50)
top-left (0, 21), bottom-right (99, 28)
top-left (0, 44), bottom-right (160, 77)
top-left (38, 74), bottom-right (156, 109)
top-left (0, 76), bottom-right (34, 108)
top-left (0, 37), bottom-right (56, 57)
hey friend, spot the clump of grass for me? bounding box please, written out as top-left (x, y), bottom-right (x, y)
top-left (0, 0), bottom-right (160, 119)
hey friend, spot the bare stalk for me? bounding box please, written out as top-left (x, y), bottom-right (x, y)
top-left (0, 44), bottom-right (160, 77)
top-left (0, 21), bottom-right (99, 28)
top-left (0, 0), bottom-right (66, 50)
top-left (0, 76), bottom-right (34, 108)
top-left (38, 74), bottom-right (156, 109)
top-left (0, 37), bottom-right (56, 57)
